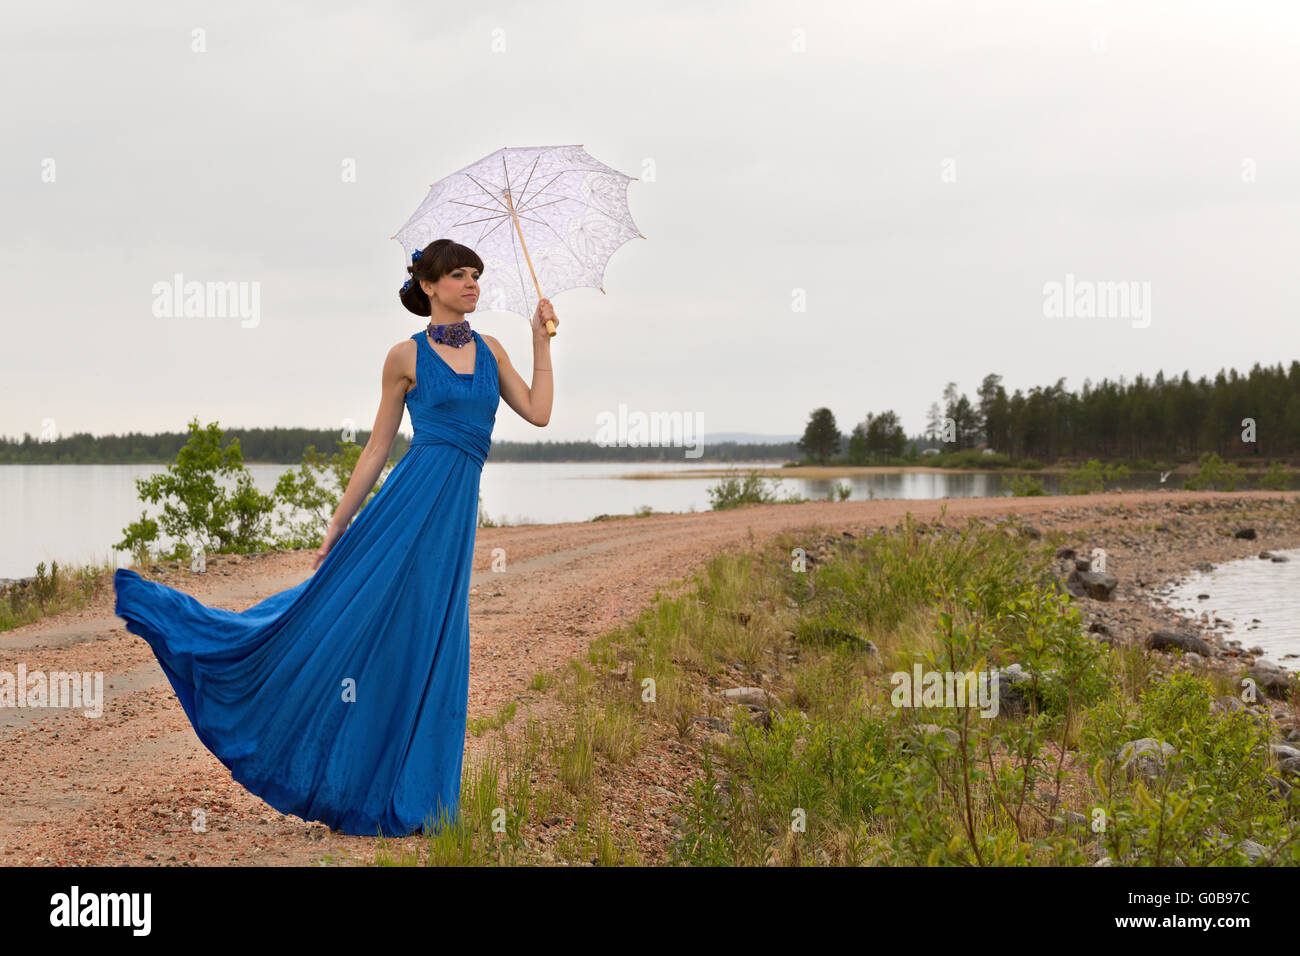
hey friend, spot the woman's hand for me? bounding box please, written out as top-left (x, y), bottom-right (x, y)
top-left (312, 521), bottom-right (344, 570)
top-left (532, 298), bottom-right (558, 341)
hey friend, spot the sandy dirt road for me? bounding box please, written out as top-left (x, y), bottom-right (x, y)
top-left (1, 489), bottom-right (1296, 865)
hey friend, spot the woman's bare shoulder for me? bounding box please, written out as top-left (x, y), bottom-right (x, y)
top-left (481, 333), bottom-right (507, 363)
top-left (391, 336), bottom-right (418, 355)
top-left (383, 337), bottom-right (418, 377)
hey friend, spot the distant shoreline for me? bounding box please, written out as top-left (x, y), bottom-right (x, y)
top-left (616, 463), bottom-right (1195, 480)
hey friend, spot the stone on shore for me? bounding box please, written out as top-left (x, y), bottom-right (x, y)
top-left (1119, 738), bottom-right (1176, 782)
top-left (1066, 569), bottom-right (1118, 601)
top-left (1146, 629), bottom-right (1213, 657)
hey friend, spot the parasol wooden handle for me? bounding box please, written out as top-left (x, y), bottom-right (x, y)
top-left (504, 189), bottom-right (557, 337)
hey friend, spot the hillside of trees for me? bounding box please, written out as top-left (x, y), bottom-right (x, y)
top-left (800, 360), bottom-right (1300, 465)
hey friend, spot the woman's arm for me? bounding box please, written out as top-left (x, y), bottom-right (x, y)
top-left (312, 341), bottom-right (412, 569)
top-left (490, 299), bottom-right (558, 427)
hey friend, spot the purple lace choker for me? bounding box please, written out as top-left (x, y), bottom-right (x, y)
top-left (426, 320), bottom-right (472, 347)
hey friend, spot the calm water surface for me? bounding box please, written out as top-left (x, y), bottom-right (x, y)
top-left (1158, 548), bottom-right (1300, 671)
top-left (0, 462), bottom-right (1276, 580)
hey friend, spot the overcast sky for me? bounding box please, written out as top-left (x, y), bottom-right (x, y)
top-left (2, 0), bottom-right (1296, 447)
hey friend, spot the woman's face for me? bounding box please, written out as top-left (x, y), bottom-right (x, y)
top-left (422, 265), bottom-right (480, 315)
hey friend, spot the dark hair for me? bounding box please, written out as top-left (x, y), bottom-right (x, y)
top-left (399, 239), bottom-right (485, 316)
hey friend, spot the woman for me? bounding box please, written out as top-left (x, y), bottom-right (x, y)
top-left (113, 238), bottom-right (557, 836)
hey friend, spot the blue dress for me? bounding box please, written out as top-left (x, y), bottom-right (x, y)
top-left (113, 328), bottom-right (499, 836)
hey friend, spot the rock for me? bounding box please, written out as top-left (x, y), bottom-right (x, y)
top-left (1269, 743), bottom-right (1300, 762)
top-left (1249, 647), bottom-right (1266, 656)
top-left (1066, 569), bottom-right (1118, 601)
top-left (1197, 593), bottom-right (1210, 600)
top-left (912, 723), bottom-right (960, 748)
top-left (1237, 840), bottom-right (1269, 862)
top-left (1185, 652), bottom-right (1203, 665)
top-left (1278, 757), bottom-right (1300, 779)
top-left (1055, 547), bottom-right (1077, 560)
top-left (1212, 695), bottom-right (1247, 715)
top-left (1272, 555), bottom-right (1290, 563)
top-left (1248, 665), bottom-right (1293, 700)
top-left (1074, 557), bottom-right (1092, 572)
top-left (721, 687), bottom-right (782, 709)
top-left (1048, 811), bottom-right (1092, 834)
top-left (860, 640), bottom-right (882, 671)
top-left (1119, 738), bottom-right (1176, 783)
top-left (1020, 525), bottom-right (1042, 539)
top-left (1259, 551), bottom-right (1274, 560)
top-left (694, 715), bottom-right (728, 732)
top-left (794, 624), bottom-right (875, 653)
top-left (1146, 630), bottom-right (1212, 657)
top-left (997, 664), bottom-right (1039, 716)
top-left (1234, 527), bottom-right (1257, 540)
top-left (1093, 856), bottom-right (1113, 867)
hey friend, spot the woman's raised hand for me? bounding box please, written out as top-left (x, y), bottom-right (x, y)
top-left (532, 298), bottom-right (558, 340)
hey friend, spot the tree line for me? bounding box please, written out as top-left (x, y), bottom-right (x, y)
top-left (799, 359), bottom-right (1300, 465)
top-left (0, 428), bottom-right (801, 465)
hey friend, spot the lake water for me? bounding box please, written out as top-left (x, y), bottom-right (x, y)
top-left (0, 462), bottom-right (1273, 580)
top-left (1158, 548), bottom-right (1300, 671)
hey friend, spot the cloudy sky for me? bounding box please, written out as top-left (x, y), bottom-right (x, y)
top-left (2, 0), bottom-right (1296, 446)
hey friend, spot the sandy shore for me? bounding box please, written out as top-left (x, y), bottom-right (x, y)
top-left (1, 489), bottom-right (1297, 865)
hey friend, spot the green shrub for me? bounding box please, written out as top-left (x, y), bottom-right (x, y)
top-left (1082, 672), bottom-right (1299, 865)
top-left (115, 417), bottom-right (276, 560)
top-left (1259, 460), bottom-right (1294, 491)
top-left (1007, 474), bottom-right (1046, 496)
top-left (1063, 459), bottom-right (1130, 495)
top-left (1183, 452), bottom-right (1244, 491)
top-left (707, 469), bottom-right (806, 509)
top-left (272, 440), bottom-right (383, 548)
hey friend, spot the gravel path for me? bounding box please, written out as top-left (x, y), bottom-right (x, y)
top-left (2, 489), bottom-right (1297, 865)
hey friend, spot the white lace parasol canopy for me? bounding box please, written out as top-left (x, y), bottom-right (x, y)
top-left (392, 144), bottom-right (644, 329)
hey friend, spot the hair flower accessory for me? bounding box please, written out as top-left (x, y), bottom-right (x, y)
top-left (400, 248), bottom-right (424, 293)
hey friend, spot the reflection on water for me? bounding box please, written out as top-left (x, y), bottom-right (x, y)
top-left (1158, 548), bottom-right (1300, 671)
